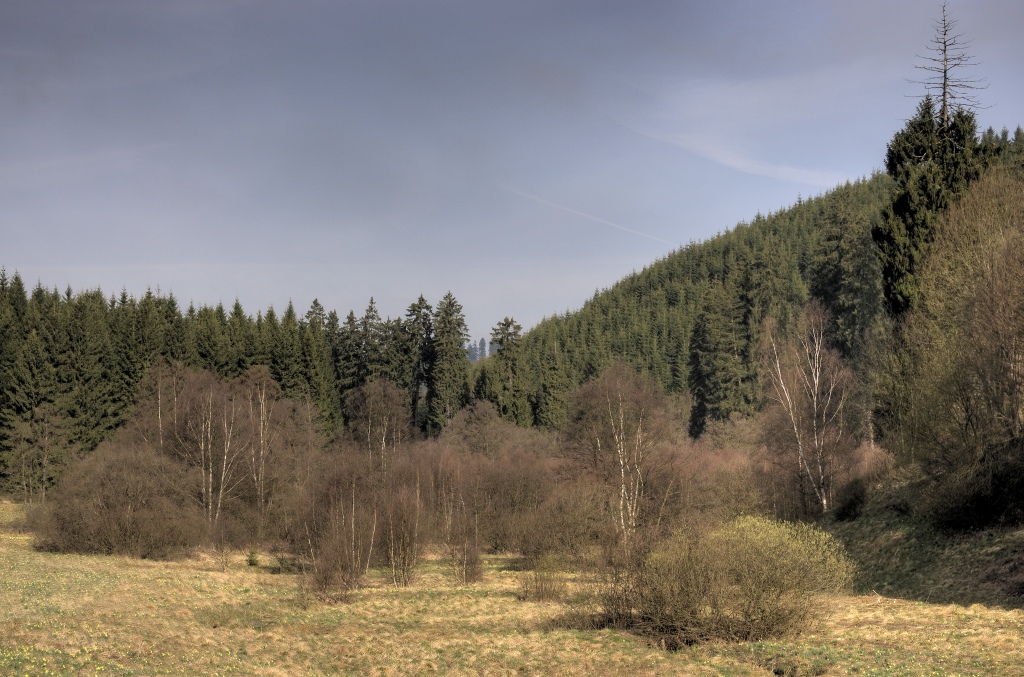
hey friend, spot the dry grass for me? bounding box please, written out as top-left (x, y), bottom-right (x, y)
top-left (3, 501), bottom-right (1024, 675)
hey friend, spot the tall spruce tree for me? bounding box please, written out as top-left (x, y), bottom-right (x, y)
top-left (532, 338), bottom-right (570, 429)
top-left (811, 186), bottom-right (883, 359)
top-left (302, 299), bottom-right (341, 432)
top-left (274, 302), bottom-right (306, 399)
top-left (426, 292), bottom-right (470, 435)
top-left (403, 296), bottom-right (434, 430)
top-left (874, 3), bottom-right (985, 319)
top-left (478, 317), bottom-right (532, 426)
top-left (687, 281), bottom-right (754, 438)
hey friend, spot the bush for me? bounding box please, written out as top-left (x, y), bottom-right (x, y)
top-left (35, 442), bottom-right (204, 559)
top-left (517, 552), bottom-right (567, 602)
top-left (834, 478), bottom-right (868, 522)
top-left (632, 517), bottom-right (854, 644)
top-left (291, 456), bottom-right (378, 599)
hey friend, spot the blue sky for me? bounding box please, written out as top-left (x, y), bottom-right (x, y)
top-left (2, 0), bottom-right (1022, 339)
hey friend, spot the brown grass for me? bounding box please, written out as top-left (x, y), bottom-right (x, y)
top-left (3, 502), bottom-right (1024, 675)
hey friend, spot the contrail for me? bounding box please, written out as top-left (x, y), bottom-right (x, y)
top-left (503, 184), bottom-right (675, 246)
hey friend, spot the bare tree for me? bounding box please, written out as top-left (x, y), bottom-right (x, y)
top-left (346, 379), bottom-right (410, 480)
top-left (913, 1), bottom-right (986, 125)
top-left (244, 367), bottom-right (281, 540)
top-left (564, 362), bottom-right (672, 546)
top-left (172, 372), bottom-right (249, 533)
top-left (761, 303), bottom-right (859, 513)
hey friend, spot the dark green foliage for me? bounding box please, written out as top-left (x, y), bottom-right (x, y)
top-left (426, 293), bottom-right (470, 435)
top-left (302, 299), bottom-right (342, 432)
top-left (873, 96), bottom-right (981, 316)
top-left (519, 175), bottom-right (891, 434)
top-left (476, 317), bottom-right (532, 426)
top-left (809, 186), bottom-right (883, 360)
top-left (273, 302), bottom-right (306, 399)
top-left (687, 282), bottom-right (757, 438)
top-left (403, 296), bottom-right (434, 430)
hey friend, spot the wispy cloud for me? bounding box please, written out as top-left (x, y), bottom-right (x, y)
top-left (613, 64), bottom-right (877, 188)
top-left (638, 129), bottom-right (846, 188)
top-left (502, 184), bottom-right (675, 245)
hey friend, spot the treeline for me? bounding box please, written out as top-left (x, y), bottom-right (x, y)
top-left (0, 285), bottom-right (475, 500)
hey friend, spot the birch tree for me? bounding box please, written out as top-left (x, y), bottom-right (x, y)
top-left (761, 303), bottom-right (859, 513)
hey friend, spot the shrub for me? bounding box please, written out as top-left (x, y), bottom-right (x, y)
top-left (35, 442), bottom-right (204, 559)
top-left (517, 552), bottom-right (567, 602)
top-left (291, 456), bottom-right (379, 599)
top-left (632, 517), bottom-right (854, 644)
top-left (834, 478), bottom-right (868, 522)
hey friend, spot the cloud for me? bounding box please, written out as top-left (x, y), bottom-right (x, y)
top-left (613, 62), bottom-right (887, 188)
top-left (640, 130), bottom-right (847, 188)
top-left (502, 184), bottom-right (675, 245)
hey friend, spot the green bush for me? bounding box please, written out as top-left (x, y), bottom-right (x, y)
top-left (634, 517), bottom-right (854, 644)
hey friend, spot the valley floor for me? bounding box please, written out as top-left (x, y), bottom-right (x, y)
top-left (3, 502), bottom-right (1024, 676)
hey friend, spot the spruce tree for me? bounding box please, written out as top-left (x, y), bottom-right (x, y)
top-left (334, 310), bottom-right (363, 398)
top-left (403, 296), bottom-right (434, 430)
top-left (687, 282), bottom-right (754, 438)
top-left (227, 299), bottom-right (253, 376)
top-left (811, 186), bottom-right (883, 359)
top-left (302, 299), bottom-right (341, 432)
top-left (874, 62), bottom-right (981, 316)
top-left (532, 338), bottom-right (570, 429)
top-left (426, 292), bottom-right (470, 434)
top-left (273, 302), bottom-right (306, 398)
top-left (479, 317), bottom-right (532, 426)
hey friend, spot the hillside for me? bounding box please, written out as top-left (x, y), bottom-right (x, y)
top-left (519, 172), bottom-right (893, 429)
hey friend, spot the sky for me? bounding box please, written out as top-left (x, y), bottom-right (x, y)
top-left (2, 0), bottom-right (1023, 340)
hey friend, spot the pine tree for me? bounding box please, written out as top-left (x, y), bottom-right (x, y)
top-left (302, 299), bottom-right (341, 432)
top-left (426, 292), bottom-right (469, 434)
top-left (479, 317), bottom-right (532, 426)
top-left (687, 282), bottom-right (754, 438)
top-left (874, 18), bottom-right (983, 317)
top-left (403, 296), bottom-right (434, 430)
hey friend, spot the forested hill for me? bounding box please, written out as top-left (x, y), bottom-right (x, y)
top-left (519, 172), bottom-right (893, 430)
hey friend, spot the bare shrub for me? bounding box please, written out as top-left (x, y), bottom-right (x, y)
top-left (35, 441), bottom-right (204, 558)
top-left (477, 449), bottom-right (553, 553)
top-left (517, 552), bottom-right (567, 602)
top-left (760, 303), bottom-right (863, 515)
top-left (519, 479), bottom-right (606, 569)
top-left (384, 479), bottom-right (422, 587)
top-left (293, 456), bottom-right (378, 599)
top-left (435, 454), bottom-right (483, 584)
top-left (345, 379), bottom-right (411, 478)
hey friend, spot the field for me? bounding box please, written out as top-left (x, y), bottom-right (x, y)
top-left (3, 502), bottom-right (1024, 676)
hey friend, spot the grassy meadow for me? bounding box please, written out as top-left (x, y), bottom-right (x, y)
top-left (3, 501), bottom-right (1024, 676)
